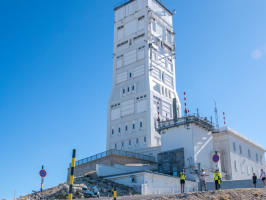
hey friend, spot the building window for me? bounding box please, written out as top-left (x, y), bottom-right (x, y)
top-left (239, 145), bottom-right (242, 155)
top-left (127, 87), bottom-right (130, 92)
top-left (125, 125), bottom-right (128, 131)
top-left (115, 144), bottom-right (117, 149)
top-left (121, 142), bottom-right (124, 147)
top-left (140, 121), bottom-right (143, 128)
top-left (144, 136), bottom-right (146, 143)
top-left (123, 89), bottom-right (126, 94)
top-left (233, 142), bottom-right (236, 152)
top-left (118, 127), bottom-right (121, 133)
top-left (111, 129), bottom-right (114, 135)
top-left (129, 140), bottom-right (131, 146)
top-left (234, 160), bottom-right (237, 172)
top-left (129, 72), bottom-right (132, 78)
top-left (248, 149), bottom-right (251, 158)
top-left (256, 153), bottom-right (259, 162)
top-left (132, 85), bottom-right (135, 91)
top-left (136, 138), bottom-right (139, 144)
top-left (132, 123), bottom-right (135, 129)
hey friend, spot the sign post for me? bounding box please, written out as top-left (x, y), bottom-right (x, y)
top-left (39, 165), bottom-right (47, 198)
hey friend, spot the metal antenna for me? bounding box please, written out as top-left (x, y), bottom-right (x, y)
top-left (214, 101), bottom-right (219, 128)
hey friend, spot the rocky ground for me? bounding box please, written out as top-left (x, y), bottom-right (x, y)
top-left (86, 188), bottom-right (266, 200)
top-left (18, 174), bottom-right (266, 200)
top-left (18, 175), bottom-right (139, 200)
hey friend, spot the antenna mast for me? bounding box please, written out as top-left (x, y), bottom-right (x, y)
top-left (214, 101), bottom-right (219, 128)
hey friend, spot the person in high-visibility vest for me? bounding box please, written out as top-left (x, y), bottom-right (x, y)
top-left (180, 169), bottom-right (186, 193)
top-left (213, 170), bottom-right (222, 190)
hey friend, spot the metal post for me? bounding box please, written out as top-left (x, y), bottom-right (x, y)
top-left (40, 165), bottom-right (44, 192)
top-left (68, 149), bottom-right (76, 200)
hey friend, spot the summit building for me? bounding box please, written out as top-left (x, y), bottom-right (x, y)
top-left (107, 0), bottom-right (181, 154)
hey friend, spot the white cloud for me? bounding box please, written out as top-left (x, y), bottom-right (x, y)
top-left (251, 45), bottom-right (266, 60)
top-left (251, 49), bottom-right (263, 60)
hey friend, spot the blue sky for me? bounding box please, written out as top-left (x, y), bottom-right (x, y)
top-left (0, 0), bottom-right (266, 199)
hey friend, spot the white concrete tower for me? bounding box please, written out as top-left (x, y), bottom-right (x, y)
top-left (107, 0), bottom-right (181, 155)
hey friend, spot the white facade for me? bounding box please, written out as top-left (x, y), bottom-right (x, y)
top-left (213, 127), bottom-right (266, 180)
top-left (105, 171), bottom-right (198, 195)
top-left (160, 121), bottom-right (266, 181)
top-left (161, 123), bottom-right (219, 180)
top-left (107, 0), bottom-right (181, 153)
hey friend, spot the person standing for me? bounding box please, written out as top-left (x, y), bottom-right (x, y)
top-left (252, 173), bottom-right (257, 188)
top-left (213, 170), bottom-right (222, 190)
top-left (260, 169), bottom-right (266, 187)
top-left (180, 170), bottom-right (186, 193)
top-left (200, 169), bottom-right (208, 191)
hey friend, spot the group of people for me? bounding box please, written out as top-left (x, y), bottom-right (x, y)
top-left (252, 169), bottom-right (266, 188)
top-left (179, 168), bottom-right (266, 193)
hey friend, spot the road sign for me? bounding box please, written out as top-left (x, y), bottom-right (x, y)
top-left (39, 169), bottom-right (47, 178)
top-left (212, 154), bottom-right (220, 163)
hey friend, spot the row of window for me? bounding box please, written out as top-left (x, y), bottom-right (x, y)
top-left (111, 121), bottom-right (144, 136)
top-left (121, 84), bottom-right (136, 96)
top-left (233, 142), bottom-right (263, 164)
top-left (114, 136), bottom-right (147, 149)
top-left (234, 160), bottom-right (263, 176)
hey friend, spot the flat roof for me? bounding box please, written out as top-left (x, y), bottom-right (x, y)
top-left (114, 0), bottom-right (173, 15)
top-left (214, 127), bottom-right (265, 152)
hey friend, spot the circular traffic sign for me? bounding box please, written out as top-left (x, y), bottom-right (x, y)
top-left (40, 169), bottom-right (47, 178)
top-left (212, 154), bottom-right (220, 163)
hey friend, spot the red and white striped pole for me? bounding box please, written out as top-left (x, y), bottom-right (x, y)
top-left (184, 92), bottom-right (189, 116)
top-left (223, 112), bottom-right (226, 125)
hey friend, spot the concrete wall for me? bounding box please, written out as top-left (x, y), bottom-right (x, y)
top-left (105, 172), bottom-right (198, 195)
top-left (205, 179), bottom-right (265, 191)
top-left (141, 172), bottom-right (198, 195)
top-left (96, 164), bottom-right (154, 177)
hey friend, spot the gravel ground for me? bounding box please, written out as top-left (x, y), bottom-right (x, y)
top-left (84, 188), bottom-right (266, 200)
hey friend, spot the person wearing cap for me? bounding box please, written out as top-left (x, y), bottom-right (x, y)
top-left (213, 170), bottom-right (222, 190)
top-left (180, 170), bottom-right (186, 193)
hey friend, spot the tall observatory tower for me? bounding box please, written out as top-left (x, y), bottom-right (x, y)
top-left (107, 0), bottom-right (181, 155)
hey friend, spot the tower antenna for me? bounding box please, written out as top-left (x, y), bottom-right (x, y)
top-left (214, 101), bottom-right (219, 128)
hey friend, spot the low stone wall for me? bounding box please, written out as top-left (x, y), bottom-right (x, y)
top-left (203, 179), bottom-right (265, 191)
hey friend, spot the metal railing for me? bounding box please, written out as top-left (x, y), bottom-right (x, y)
top-left (75, 149), bottom-right (156, 166)
top-left (157, 115), bottom-right (215, 132)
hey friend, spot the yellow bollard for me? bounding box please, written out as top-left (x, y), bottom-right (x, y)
top-left (68, 149), bottom-right (76, 200)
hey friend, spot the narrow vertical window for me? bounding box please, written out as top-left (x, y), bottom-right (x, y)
top-left (140, 121), bottom-right (143, 128)
top-left (111, 129), bottom-right (114, 135)
top-left (136, 138), bottom-right (139, 144)
top-left (144, 136), bottom-right (146, 143)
